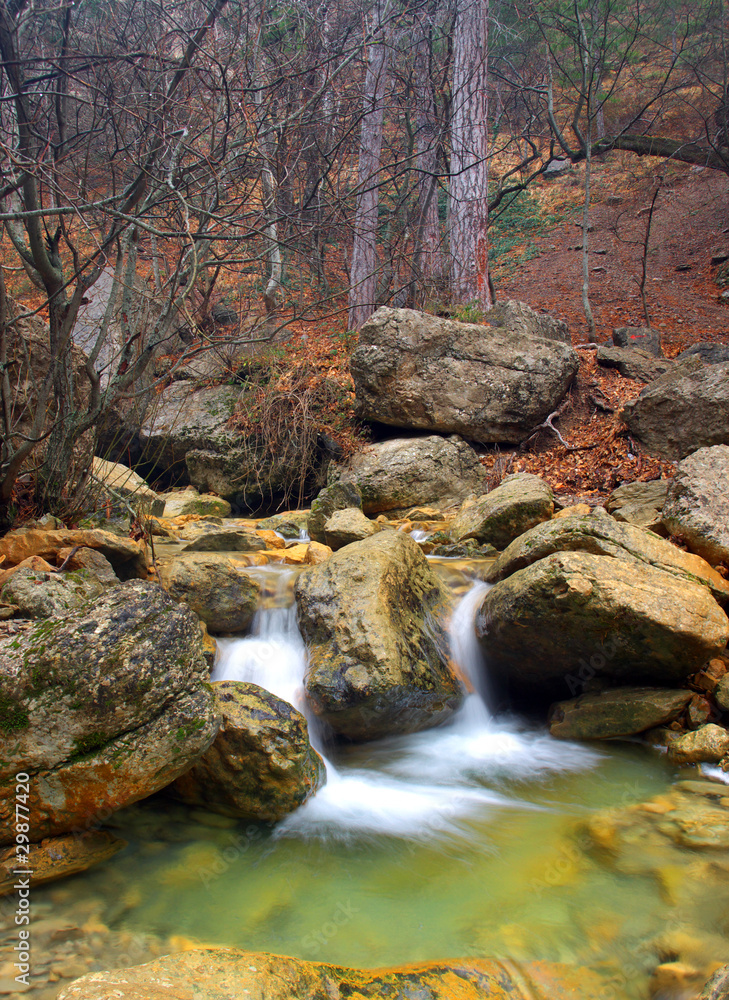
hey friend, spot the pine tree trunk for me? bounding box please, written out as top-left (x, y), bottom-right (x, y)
top-left (347, 0), bottom-right (391, 330)
top-left (412, 29), bottom-right (445, 296)
top-left (449, 0), bottom-right (492, 310)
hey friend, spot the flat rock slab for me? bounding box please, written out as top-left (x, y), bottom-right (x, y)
top-left (549, 687), bottom-right (692, 740)
top-left (596, 345), bottom-right (673, 382)
top-left (351, 306), bottom-right (578, 443)
top-left (57, 947), bottom-right (608, 1000)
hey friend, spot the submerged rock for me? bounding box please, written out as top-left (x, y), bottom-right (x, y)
top-left (662, 445), bottom-right (729, 567)
top-left (160, 555), bottom-right (261, 633)
top-left (549, 687), bottom-right (692, 740)
top-left (295, 531), bottom-right (463, 741)
top-left (56, 947), bottom-right (608, 1000)
top-left (171, 681), bottom-right (325, 821)
top-left (0, 831), bottom-right (125, 897)
top-left (450, 473), bottom-right (554, 549)
top-left (350, 305), bottom-right (578, 443)
top-left (328, 434), bottom-right (487, 514)
top-left (478, 551), bottom-right (729, 700)
top-left (0, 581), bottom-right (219, 844)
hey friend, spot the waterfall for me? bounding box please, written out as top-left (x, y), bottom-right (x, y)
top-left (214, 568), bottom-right (600, 841)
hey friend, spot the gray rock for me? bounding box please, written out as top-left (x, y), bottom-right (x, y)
top-left (308, 481), bottom-right (363, 544)
top-left (677, 342), bottom-right (729, 364)
top-left (612, 326), bottom-right (663, 356)
top-left (450, 474), bottom-right (554, 549)
top-left (328, 435), bottom-right (488, 514)
top-left (0, 581), bottom-right (219, 844)
top-left (596, 346), bottom-right (673, 382)
top-left (0, 566), bottom-right (106, 619)
top-left (323, 508), bottom-right (378, 550)
top-left (139, 383), bottom-right (240, 469)
top-left (549, 687), bottom-right (692, 740)
top-left (170, 681), bottom-right (325, 822)
top-left (350, 307), bottom-right (578, 443)
top-left (605, 480), bottom-right (668, 533)
top-left (620, 359), bottom-right (729, 459)
top-left (160, 555), bottom-right (261, 633)
top-left (662, 445), bottom-right (729, 566)
top-left (295, 531), bottom-right (463, 741)
top-left (477, 550), bottom-right (729, 700)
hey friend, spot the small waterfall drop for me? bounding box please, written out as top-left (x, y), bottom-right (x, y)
top-left (213, 568), bottom-right (601, 841)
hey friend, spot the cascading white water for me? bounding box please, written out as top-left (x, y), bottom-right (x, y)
top-left (214, 568), bottom-right (600, 841)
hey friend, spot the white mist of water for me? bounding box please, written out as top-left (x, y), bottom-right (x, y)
top-left (214, 569), bottom-right (601, 841)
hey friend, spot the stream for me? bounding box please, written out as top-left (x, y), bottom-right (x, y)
top-left (11, 558), bottom-right (729, 998)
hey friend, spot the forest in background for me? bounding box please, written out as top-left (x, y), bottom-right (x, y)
top-left (1, 0), bottom-right (728, 522)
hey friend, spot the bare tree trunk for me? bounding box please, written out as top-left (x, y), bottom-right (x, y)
top-left (449, 0), bottom-right (492, 310)
top-left (348, 0), bottom-right (391, 330)
top-left (411, 24), bottom-right (445, 299)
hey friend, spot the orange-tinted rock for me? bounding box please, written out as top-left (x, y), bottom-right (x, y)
top-left (57, 948), bottom-right (608, 1000)
top-left (0, 529), bottom-right (147, 579)
top-left (0, 554), bottom-right (56, 588)
top-left (0, 831), bottom-right (124, 896)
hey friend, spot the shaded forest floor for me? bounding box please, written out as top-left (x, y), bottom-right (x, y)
top-left (278, 153), bottom-right (729, 501)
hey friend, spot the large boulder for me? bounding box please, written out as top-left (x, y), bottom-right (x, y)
top-left (295, 531), bottom-right (463, 740)
top-left (477, 550), bottom-right (729, 701)
top-left (549, 687), bottom-right (692, 740)
top-left (139, 382), bottom-right (240, 471)
top-left (171, 681), bottom-right (325, 821)
top-left (328, 435), bottom-right (487, 514)
top-left (662, 445), bottom-right (729, 567)
top-left (620, 359), bottom-right (729, 459)
top-left (162, 487), bottom-right (232, 518)
top-left (667, 724), bottom-right (729, 765)
top-left (0, 581), bottom-right (219, 844)
top-left (350, 307), bottom-right (578, 443)
top-left (0, 527), bottom-right (148, 580)
top-left (677, 342), bottom-right (729, 364)
top-left (485, 512), bottom-right (729, 606)
top-left (450, 473), bottom-right (554, 548)
top-left (56, 949), bottom-right (607, 1000)
top-left (159, 555), bottom-right (261, 633)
